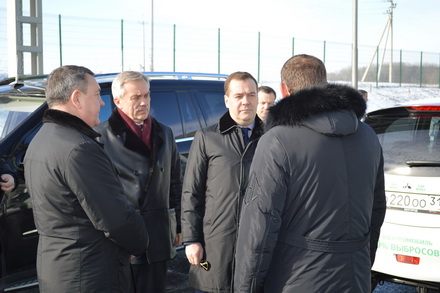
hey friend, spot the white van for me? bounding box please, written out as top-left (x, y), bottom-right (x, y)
top-left (364, 98), bottom-right (440, 291)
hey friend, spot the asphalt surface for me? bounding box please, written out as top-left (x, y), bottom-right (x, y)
top-left (168, 249), bottom-right (440, 293)
top-left (16, 249), bottom-right (439, 292)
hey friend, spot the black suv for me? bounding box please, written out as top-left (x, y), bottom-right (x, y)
top-left (0, 72), bottom-right (227, 292)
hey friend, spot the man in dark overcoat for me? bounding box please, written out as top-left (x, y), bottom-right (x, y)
top-left (182, 71), bottom-right (264, 293)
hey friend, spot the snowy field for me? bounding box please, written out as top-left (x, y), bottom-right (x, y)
top-left (357, 82), bottom-right (440, 112)
top-left (263, 81), bottom-right (440, 112)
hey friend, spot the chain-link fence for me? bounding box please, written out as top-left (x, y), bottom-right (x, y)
top-left (1, 11), bottom-right (439, 86)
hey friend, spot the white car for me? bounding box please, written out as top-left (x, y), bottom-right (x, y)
top-left (364, 98), bottom-right (440, 291)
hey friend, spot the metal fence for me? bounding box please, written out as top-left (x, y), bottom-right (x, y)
top-left (1, 11), bottom-right (439, 87)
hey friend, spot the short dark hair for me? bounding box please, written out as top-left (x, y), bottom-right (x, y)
top-left (258, 85), bottom-right (276, 97)
top-left (281, 54), bottom-right (327, 94)
top-left (224, 72), bottom-right (258, 96)
top-left (46, 65), bottom-right (94, 108)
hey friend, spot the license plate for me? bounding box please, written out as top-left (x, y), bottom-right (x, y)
top-left (386, 192), bottom-right (440, 214)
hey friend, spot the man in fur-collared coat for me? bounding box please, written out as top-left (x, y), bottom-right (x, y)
top-left (234, 55), bottom-right (386, 293)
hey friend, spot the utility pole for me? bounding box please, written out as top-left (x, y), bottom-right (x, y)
top-left (352, 0), bottom-right (358, 89)
top-left (361, 1), bottom-right (396, 84)
top-left (140, 20), bottom-right (146, 71)
top-left (387, 0), bottom-right (396, 83)
top-left (150, 0), bottom-right (154, 72)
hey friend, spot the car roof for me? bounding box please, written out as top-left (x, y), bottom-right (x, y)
top-left (0, 72), bottom-right (227, 97)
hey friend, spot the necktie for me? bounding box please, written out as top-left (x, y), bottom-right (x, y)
top-left (241, 127), bottom-right (250, 145)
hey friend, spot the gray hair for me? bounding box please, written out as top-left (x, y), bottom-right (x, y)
top-left (45, 65), bottom-right (94, 108)
top-left (111, 71), bottom-right (150, 99)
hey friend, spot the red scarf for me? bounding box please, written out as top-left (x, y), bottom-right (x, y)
top-left (117, 108), bottom-right (152, 150)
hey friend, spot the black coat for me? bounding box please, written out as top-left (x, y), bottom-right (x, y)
top-left (234, 84), bottom-right (387, 293)
top-left (0, 158), bottom-right (17, 194)
top-left (95, 108), bottom-right (182, 263)
top-left (181, 111), bottom-right (264, 292)
top-left (24, 109), bottom-right (148, 292)
top-left (0, 158), bottom-right (13, 175)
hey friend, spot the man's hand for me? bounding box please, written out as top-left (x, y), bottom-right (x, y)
top-left (185, 242), bottom-right (204, 266)
top-left (0, 174), bottom-right (15, 193)
top-left (174, 233), bottom-right (182, 246)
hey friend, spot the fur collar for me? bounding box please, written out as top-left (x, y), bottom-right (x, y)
top-left (43, 109), bottom-right (101, 139)
top-left (265, 83), bottom-right (366, 131)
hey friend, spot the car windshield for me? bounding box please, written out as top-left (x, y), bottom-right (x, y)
top-left (366, 113), bottom-right (440, 175)
top-left (0, 95), bottom-right (45, 141)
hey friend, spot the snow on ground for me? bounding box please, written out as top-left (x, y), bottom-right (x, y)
top-left (263, 80), bottom-right (440, 113)
top-left (358, 82), bottom-right (440, 113)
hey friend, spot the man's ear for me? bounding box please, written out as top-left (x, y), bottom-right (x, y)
top-left (280, 82), bottom-right (290, 98)
top-left (224, 94), bottom-right (229, 109)
top-left (113, 97), bottom-right (121, 108)
top-left (70, 90), bottom-right (82, 109)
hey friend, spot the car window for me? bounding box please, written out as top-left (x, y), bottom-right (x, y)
top-left (370, 115), bottom-right (440, 173)
top-left (193, 91), bottom-right (226, 127)
top-left (176, 92), bottom-right (202, 137)
top-left (99, 92), bottom-right (114, 123)
top-left (0, 96), bottom-right (45, 141)
top-left (150, 91), bottom-right (183, 138)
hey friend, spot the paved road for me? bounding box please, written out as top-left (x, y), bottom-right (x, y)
top-left (17, 249), bottom-right (439, 293)
top-left (168, 249), bottom-right (440, 293)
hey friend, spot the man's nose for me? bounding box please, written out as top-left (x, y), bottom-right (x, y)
top-left (242, 95), bottom-right (251, 105)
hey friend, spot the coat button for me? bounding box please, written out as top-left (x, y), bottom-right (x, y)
top-left (133, 170), bottom-right (141, 176)
top-left (160, 167), bottom-right (164, 172)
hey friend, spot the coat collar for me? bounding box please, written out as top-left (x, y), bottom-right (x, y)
top-left (218, 110), bottom-right (264, 138)
top-left (107, 108), bottom-right (162, 156)
top-left (265, 83), bottom-right (366, 131)
top-left (43, 109), bottom-right (101, 140)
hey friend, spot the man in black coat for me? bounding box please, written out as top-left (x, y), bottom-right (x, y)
top-left (95, 71), bottom-right (182, 293)
top-left (181, 71), bottom-right (264, 293)
top-left (234, 55), bottom-right (386, 292)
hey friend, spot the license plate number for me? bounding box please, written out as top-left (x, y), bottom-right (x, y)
top-left (386, 192), bottom-right (440, 214)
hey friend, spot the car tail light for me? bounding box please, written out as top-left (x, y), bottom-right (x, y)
top-left (405, 106), bottom-right (440, 112)
top-left (395, 254), bottom-right (420, 265)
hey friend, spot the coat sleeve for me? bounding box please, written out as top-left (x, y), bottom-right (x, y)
top-left (169, 132), bottom-right (183, 233)
top-left (0, 158), bottom-right (18, 192)
top-left (369, 150), bottom-right (386, 266)
top-left (234, 132), bottom-right (289, 292)
top-left (181, 130), bottom-right (208, 243)
top-left (65, 142), bottom-right (148, 256)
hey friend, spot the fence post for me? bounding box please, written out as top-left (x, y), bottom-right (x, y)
top-left (257, 32), bottom-right (261, 83)
top-left (292, 37), bottom-right (295, 56)
top-left (121, 19), bottom-right (124, 71)
top-left (376, 46), bottom-right (379, 87)
top-left (420, 51), bottom-right (423, 87)
top-left (323, 40), bottom-right (326, 64)
top-left (218, 28), bottom-right (221, 74)
top-left (58, 14), bottom-right (62, 66)
top-left (173, 24), bottom-right (176, 72)
top-left (399, 49), bottom-right (402, 87)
